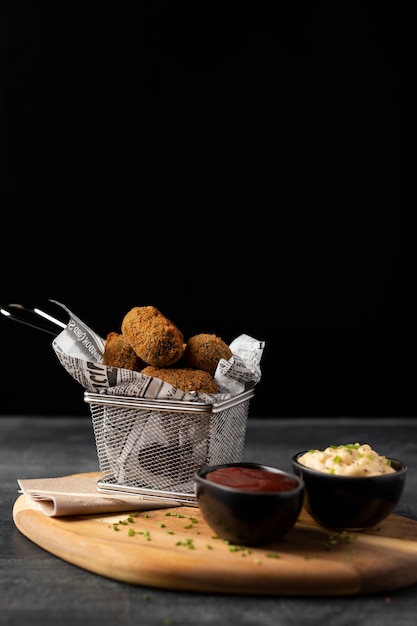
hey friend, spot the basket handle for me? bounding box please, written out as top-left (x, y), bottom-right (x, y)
top-left (0, 303), bottom-right (67, 336)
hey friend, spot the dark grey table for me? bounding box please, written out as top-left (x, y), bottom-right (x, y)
top-left (1, 415), bottom-right (417, 626)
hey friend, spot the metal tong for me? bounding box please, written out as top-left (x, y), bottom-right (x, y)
top-left (0, 303), bottom-right (67, 335)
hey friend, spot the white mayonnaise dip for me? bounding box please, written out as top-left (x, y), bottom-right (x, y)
top-left (297, 443), bottom-right (395, 476)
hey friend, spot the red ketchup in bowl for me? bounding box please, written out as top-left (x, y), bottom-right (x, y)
top-left (206, 466), bottom-right (299, 492)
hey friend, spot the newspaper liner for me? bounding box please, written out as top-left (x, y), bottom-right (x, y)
top-left (50, 301), bottom-right (265, 490)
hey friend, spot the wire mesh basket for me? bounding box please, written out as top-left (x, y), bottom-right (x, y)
top-left (84, 388), bottom-right (254, 505)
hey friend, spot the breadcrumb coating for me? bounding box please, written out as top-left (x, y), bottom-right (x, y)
top-left (103, 332), bottom-right (146, 371)
top-left (141, 366), bottom-right (217, 394)
top-left (121, 306), bottom-right (185, 367)
top-left (184, 333), bottom-right (233, 376)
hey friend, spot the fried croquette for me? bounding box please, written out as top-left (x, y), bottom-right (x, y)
top-left (141, 366), bottom-right (218, 394)
top-left (121, 306), bottom-right (185, 367)
top-left (183, 333), bottom-right (233, 376)
top-left (103, 332), bottom-right (146, 371)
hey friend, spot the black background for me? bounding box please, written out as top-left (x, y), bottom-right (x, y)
top-left (1, 2), bottom-right (406, 418)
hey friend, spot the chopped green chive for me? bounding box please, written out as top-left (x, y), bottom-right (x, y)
top-left (175, 538), bottom-right (195, 549)
top-left (266, 553), bottom-right (280, 559)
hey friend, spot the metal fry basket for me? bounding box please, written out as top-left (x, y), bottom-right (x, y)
top-left (84, 388), bottom-right (254, 505)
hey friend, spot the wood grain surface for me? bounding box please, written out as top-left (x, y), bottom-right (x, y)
top-left (13, 481), bottom-right (417, 596)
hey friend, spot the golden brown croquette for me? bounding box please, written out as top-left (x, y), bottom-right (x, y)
top-left (103, 332), bottom-right (146, 371)
top-left (183, 333), bottom-right (232, 376)
top-left (141, 366), bottom-right (217, 394)
top-left (121, 306), bottom-right (185, 367)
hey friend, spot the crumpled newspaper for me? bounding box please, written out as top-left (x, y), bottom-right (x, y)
top-left (50, 300), bottom-right (265, 402)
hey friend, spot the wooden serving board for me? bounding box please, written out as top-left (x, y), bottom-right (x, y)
top-left (13, 479), bottom-right (417, 596)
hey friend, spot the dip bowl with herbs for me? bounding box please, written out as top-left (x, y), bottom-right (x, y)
top-left (292, 443), bottom-right (407, 531)
top-left (194, 462), bottom-right (304, 546)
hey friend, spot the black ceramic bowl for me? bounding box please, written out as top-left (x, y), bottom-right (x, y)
top-left (194, 462), bottom-right (304, 546)
top-left (292, 451), bottom-right (407, 531)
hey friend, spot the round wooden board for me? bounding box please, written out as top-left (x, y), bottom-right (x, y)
top-left (13, 484), bottom-right (417, 596)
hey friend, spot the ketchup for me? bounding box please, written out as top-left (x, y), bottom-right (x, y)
top-left (206, 466), bottom-right (299, 492)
